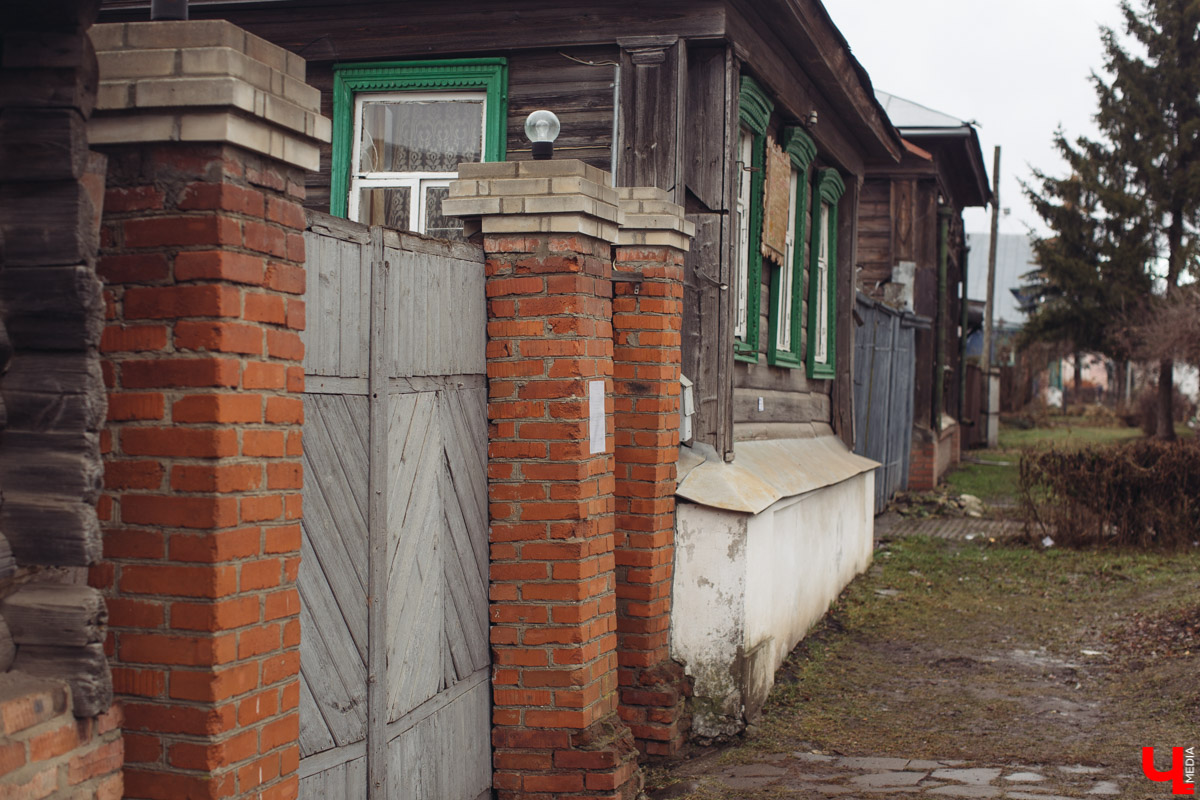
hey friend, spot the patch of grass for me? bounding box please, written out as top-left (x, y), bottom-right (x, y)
top-left (942, 460), bottom-right (1019, 504)
top-left (998, 423), bottom-right (1143, 451)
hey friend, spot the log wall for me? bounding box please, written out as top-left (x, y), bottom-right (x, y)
top-left (0, 0), bottom-right (116, 734)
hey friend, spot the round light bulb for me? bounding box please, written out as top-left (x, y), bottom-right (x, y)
top-left (524, 110), bottom-right (561, 144)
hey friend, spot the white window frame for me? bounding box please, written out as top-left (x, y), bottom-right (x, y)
top-left (777, 167), bottom-right (799, 352)
top-left (347, 90), bottom-right (486, 234)
top-left (814, 201), bottom-right (831, 365)
top-left (734, 128), bottom-right (754, 341)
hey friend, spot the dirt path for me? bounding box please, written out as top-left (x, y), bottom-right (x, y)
top-left (647, 525), bottom-right (1200, 799)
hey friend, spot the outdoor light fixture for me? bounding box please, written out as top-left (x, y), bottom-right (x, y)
top-left (525, 110), bottom-right (561, 160)
top-left (807, 109), bottom-right (819, 127)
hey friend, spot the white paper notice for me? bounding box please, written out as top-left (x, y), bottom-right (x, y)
top-left (589, 380), bottom-right (606, 454)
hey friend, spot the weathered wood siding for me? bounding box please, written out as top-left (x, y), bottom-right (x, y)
top-left (683, 45), bottom-right (736, 456)
top-left (856, 179), bottom-right (892, 295)
top-left (856, 171), bottom-right (971, 429)
top-left (298, 214), bottom-right (489, 800)
top-left (617, 36), bottom-right (685, 201)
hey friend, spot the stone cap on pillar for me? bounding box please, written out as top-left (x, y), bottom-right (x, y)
top-left (88, 20), bottom-right (331, 171)
top-left (442, 160), bottom-right (620, 243)
top-left (616, 186), bottom-right (695, 252)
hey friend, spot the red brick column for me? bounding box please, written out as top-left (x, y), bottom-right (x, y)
top-left (445, 162), bottom-right (640, 800)
top-left (908, 428), bottom-right (936, 491)
top-left (87, 21), bottom-right (328, 800)
top-left (610, 189), bottom-right (693, 757)
top-left (93, 143), bottom-right (307, 800)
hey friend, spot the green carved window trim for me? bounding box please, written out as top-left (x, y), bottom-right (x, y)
top-left (806, 168), bottom-right (845, 380)
top-left (734, 76), bottom-right (774, 364)
top-left (330, 58), bottom-right (508, 218)
top-left (768, 127), bottom-right (817, 368)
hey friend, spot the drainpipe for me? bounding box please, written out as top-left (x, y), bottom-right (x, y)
top-left (610, 61), bottom-right (620, 187)
top-left (934, 205), bottom-right (952, 432)
top-left (960, 238), bottom-right (969, 421)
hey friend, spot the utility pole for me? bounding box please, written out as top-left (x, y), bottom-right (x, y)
top-left (983, 146), bottom-right (1001, 446)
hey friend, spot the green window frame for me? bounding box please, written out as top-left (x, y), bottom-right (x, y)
top-left (330, 58), bottom-right (508, 220)
top-left (734, 76), bottom-right (773, 364)
top-left (768, 126), bottom-right (817, 368)
top-left (806, 167), bottom-right (845, 380)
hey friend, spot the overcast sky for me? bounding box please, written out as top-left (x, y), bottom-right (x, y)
top-left (824, 0), bottom-right (1130, 238)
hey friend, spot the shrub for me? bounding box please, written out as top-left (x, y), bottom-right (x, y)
top-left (1019, 438), bottom-right (1200, 548)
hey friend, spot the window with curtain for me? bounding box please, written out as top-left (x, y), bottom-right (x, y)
top-left (768, 126), bottom-right (816, 368)
top-left (734, 76), bottom-right (773, 363)
top-left (330, 59), bottom-right (508, 239)
top-left (807, 168), bottom-right (845, 379)
top-left (350, 92), bottom-right (484, 240)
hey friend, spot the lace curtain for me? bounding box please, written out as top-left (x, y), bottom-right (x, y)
top-left (359, 99), bottom-right (483, 174)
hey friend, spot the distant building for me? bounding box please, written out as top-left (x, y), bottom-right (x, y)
top-left (965, 232), bottom-right (1035, 328)
top-left (858, 91), bottom-right (990, 490)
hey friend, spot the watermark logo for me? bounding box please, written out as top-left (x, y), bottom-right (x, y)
top-left (1143, 746), bottom-right (1196, 795)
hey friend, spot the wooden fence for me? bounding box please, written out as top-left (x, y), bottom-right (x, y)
top-left (297, 213), bottom-right (490, 800)
top-left (853, 294), bottom-right (925, 513)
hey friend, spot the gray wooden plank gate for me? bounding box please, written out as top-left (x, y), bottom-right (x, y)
top-left (853, 293), bottom-right (923, 513)
top-left (297, 212), bottom-right (491, 800)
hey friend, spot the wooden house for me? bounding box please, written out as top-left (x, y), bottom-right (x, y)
top-left (858, 92), bottom-right (991, 491)
top-left (100, 0), bottom-right (902, 758)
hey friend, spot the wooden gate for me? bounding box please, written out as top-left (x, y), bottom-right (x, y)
top-left (853, 293), bottom-right (923, 513)
top-left (297, 213), bottom-right (491, 800)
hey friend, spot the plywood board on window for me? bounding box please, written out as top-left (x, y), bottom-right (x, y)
top-left (761, 136), bottom-right (790, 267)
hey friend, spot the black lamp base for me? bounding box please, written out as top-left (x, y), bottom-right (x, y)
top-left (531, 141), bottom-right (553, 160)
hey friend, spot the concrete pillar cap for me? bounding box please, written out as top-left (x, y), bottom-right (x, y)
top-left (615, 186), bottom-right (695, 251)
top-left (89, 20), bottom-right (330, 171)
top-left (444, 160), bottom-right (622, 243)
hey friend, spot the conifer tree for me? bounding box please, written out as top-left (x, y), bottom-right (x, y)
top-left (1026, 0), bottom-right (1200, 437)
top-left (1023, 133), bottom-right (1153, 393)
top-left (1094, 0), bottom-right (1200, 438)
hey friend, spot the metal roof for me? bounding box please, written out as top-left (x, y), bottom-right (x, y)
top-left (966, 232), bottom-right (1037, 326)
top-left (875, 90), bottom-right (971, 132)
top-left (874, 90), bottom-right (992, 208)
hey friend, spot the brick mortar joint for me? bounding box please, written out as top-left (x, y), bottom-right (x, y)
top-left (0, 736), bottom-right (123, 787)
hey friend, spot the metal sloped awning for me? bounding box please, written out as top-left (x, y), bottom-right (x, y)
top-left (676, 433), bottom-right (879, 515)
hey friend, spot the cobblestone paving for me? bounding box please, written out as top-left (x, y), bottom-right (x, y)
top-left (664, 751), bottom-right (1137, 799)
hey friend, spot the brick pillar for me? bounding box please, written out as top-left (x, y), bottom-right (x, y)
top-left (909, 428), bottom-right (936, 492)
top-left (86, 21), bottom-right (328, 800)
top-left (610, 188), bottom-right (693, 757)
top-left (444, 161), bottom-right (641, 800)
